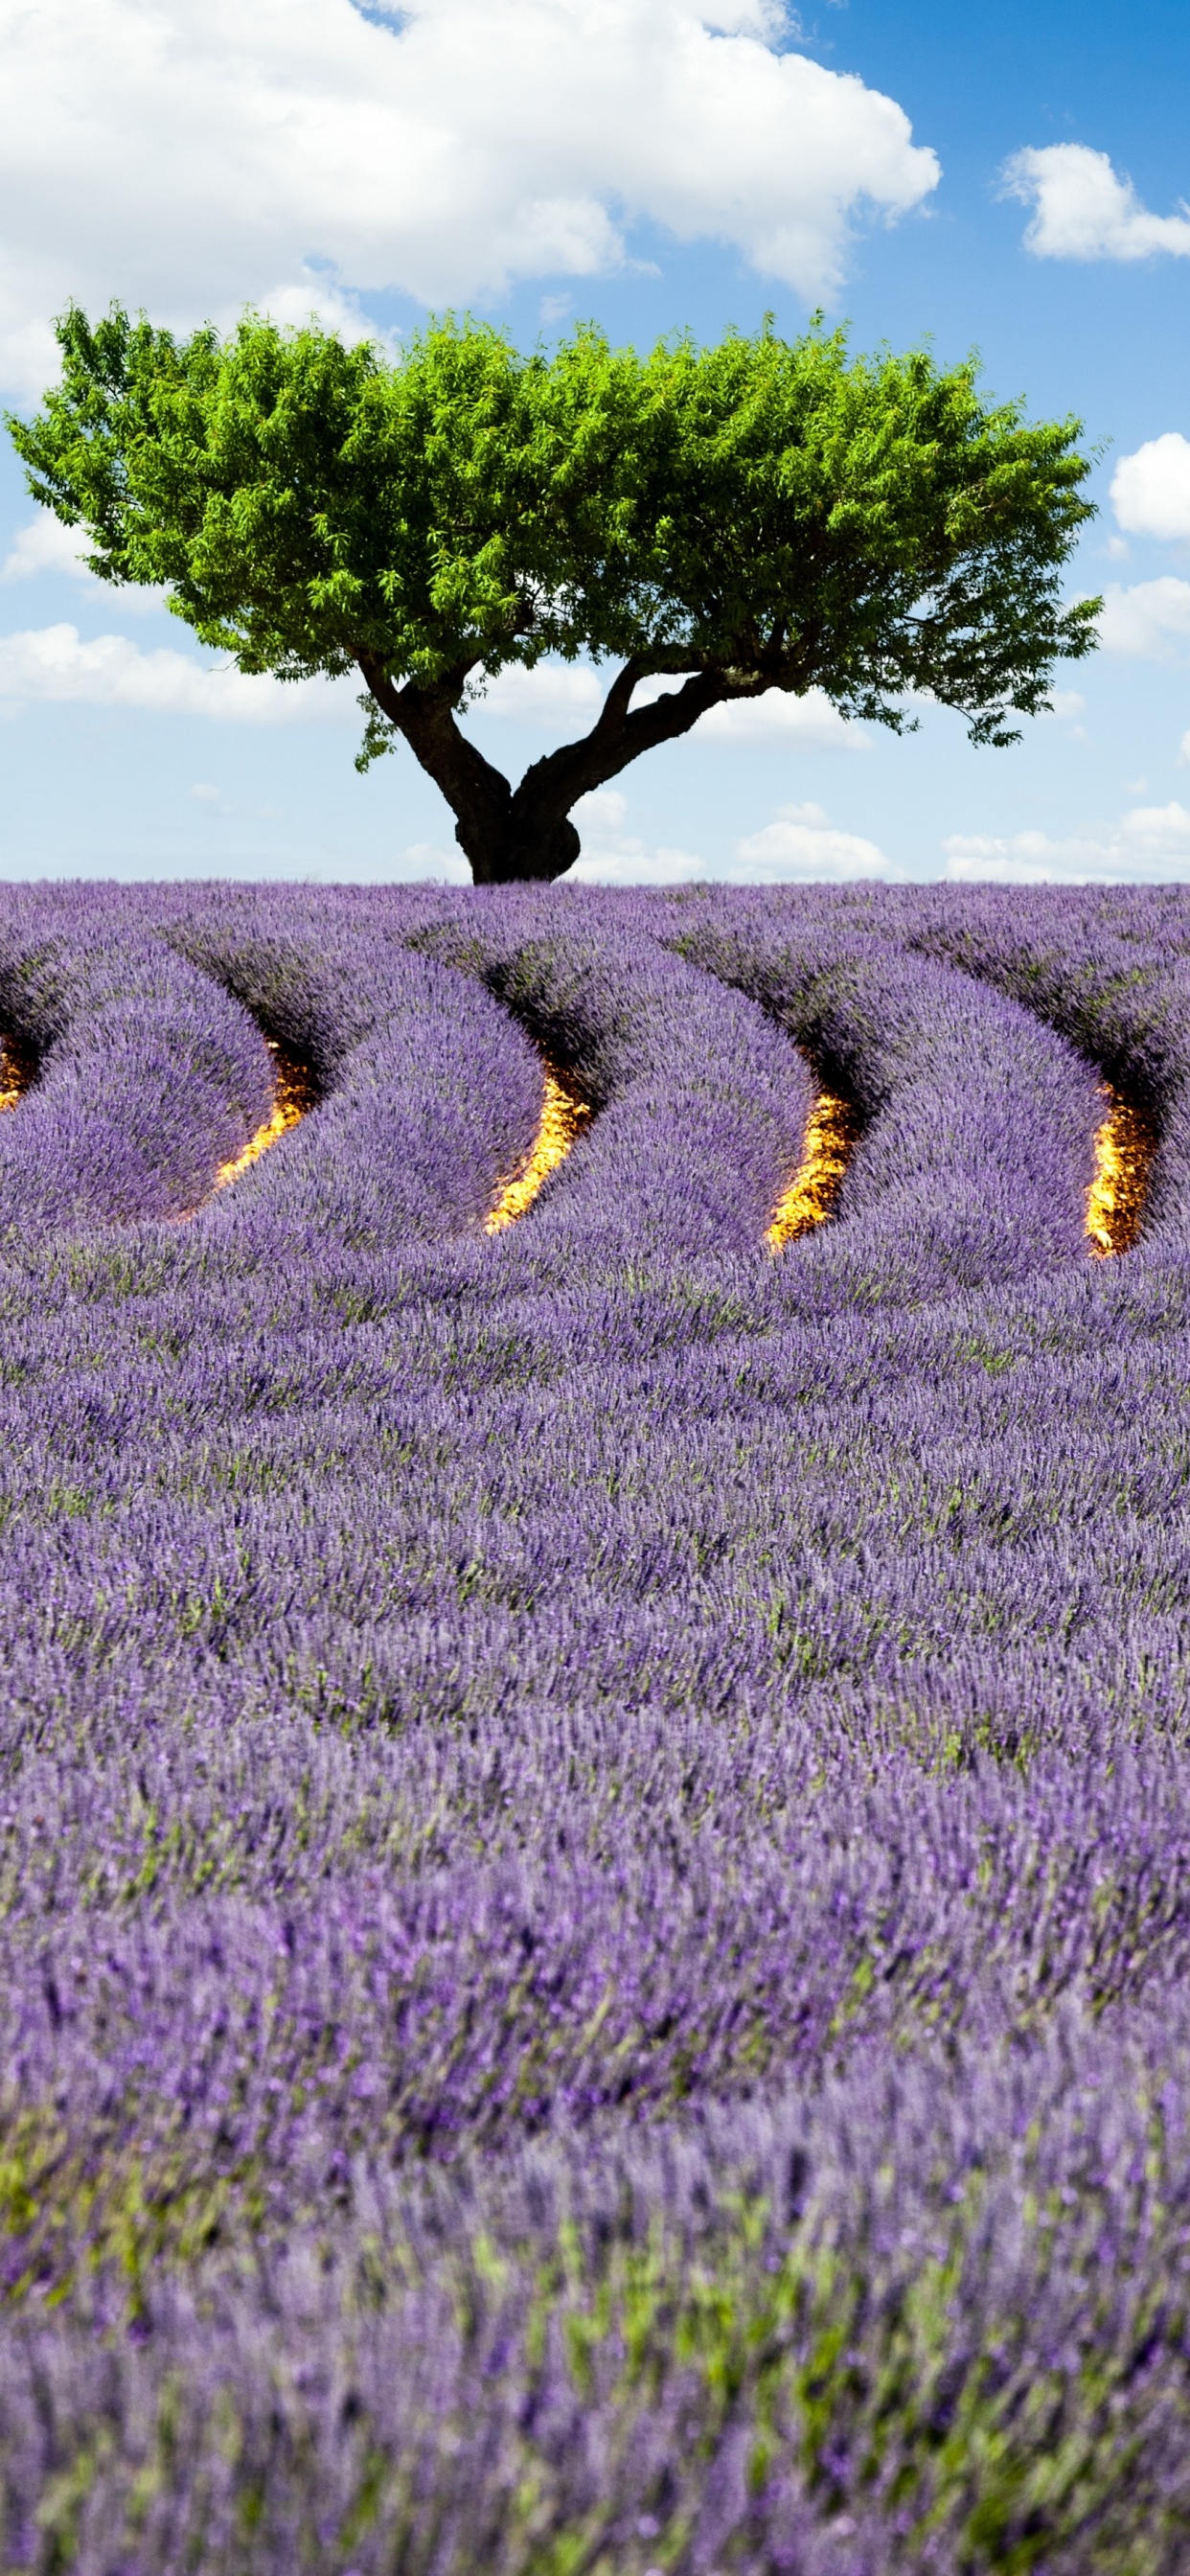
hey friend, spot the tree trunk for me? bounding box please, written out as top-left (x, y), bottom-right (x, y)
top-left (355, 651), bottom-right (744, 884)
top-left (456, 805), bottom-right (581, 886)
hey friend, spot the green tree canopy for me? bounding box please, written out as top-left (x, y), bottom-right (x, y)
top-left (10, 308), bottom-right (1100, 883)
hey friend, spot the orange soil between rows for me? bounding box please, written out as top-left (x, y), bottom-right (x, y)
top-left (0, 1037), bottom-right (1159, 1258)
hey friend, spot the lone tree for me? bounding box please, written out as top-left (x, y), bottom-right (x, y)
top-left (11, 309), bottom-right (1099, 884)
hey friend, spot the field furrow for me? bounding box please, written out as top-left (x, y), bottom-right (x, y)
top-left (485, 1056), bottom-right (592, 1232)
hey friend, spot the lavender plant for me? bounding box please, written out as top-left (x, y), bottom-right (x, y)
top-left (3, 880), bottom-right (1190, 2569)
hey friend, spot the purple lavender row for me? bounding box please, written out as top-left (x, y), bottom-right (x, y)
top-left (660, 880), bottom-right (1190, 1256)
top-left (167, 910), bottom-right (545, 1249)
top-left (2, 1713), bottom-right (1188, 2181)
top-left (0, 893), bottom-right (542, 1242)
top-left (0, 883), bottom-right (1108, 1269)
top-left (854, 880), bottom-right (1190, 1243)
top-left (395, 886), bottom-right (816, 1255)
top-left (652, 892), bottom-right (1104, 1296)
top-left (0, 912), bottom-right (276, 1224)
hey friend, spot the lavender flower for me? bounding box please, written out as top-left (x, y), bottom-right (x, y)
top-left (0, 879), bottom-right (1187, 2567)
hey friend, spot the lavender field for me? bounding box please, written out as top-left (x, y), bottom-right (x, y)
top-left (5, 875), bottom-right (1190, 2571)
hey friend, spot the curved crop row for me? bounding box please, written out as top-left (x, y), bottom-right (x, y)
top-left (863, 884), bottom-right (1190, 1257)
top-left (661, 895), bottom-right (1104, 1300)
top-left (400, 892), bottom-right (817, 1258)
top-left (0, 889), bottom-right (1132, 1275)
top-left (766, 1080), bottom-right (857, 1248)
top-left (484, 1057), bottom-right (592, 1233)
top-left (0, 1033), bottom-right (34, 1114)
top-left (0, 920), bottom-right (276, 1227)
top-left (168, 908), bottom-right (547, 1253)
top-left (710, 881), bottom-right (1190, 1258)
top-left (0, 899), bottom-right (543, 1247)
top-left (1087, 1085), bottom-right (1157, 1254)
top-left (206, 1037), bottom-right (320, 1196)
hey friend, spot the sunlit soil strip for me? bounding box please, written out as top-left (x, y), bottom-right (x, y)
top-left (766, 1087), bottom-right (858, 1252)
top-left (1087, 1084), bottom-right (1156, 1257)
top-left (211, 1039), bottom-right (317, 1192)
top-left (0, 1038), bottom-right (33, 1113)
top-left (485, 1060), bottom-right (592, 1234)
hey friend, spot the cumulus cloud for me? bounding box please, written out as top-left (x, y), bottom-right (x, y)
top-left (570, 787), bottom-right (705, 884)
top-left (0, 0), bottom-right (940, 397)
top-left (1094, 579), bottom-right (1190, 658)
top-left (0, 623), bottom-right (354, 721)
top-left (1, 512), bottom-right (168, 612)
top-left (695, 686), bottom-right (862, 748)
top-left (1003, 144), bottom-right (1190, 262)
top-left (945, 802), bottom-right (1190, 886)
top-left (475, 663), bottom-right (603, 725)
top-left (1111, 433), bottom-right (1190, 541)
top-left (574, 768), bottom-right (884, 887)
top-left (1, 516), bottom-right (94, 584)
top-left (734, 798), bottom-right (893, 879)
top-left (615, 672), bottom-right (862, 747)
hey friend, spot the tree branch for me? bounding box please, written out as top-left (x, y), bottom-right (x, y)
top-left (511, 664), bottom-right (730, 837)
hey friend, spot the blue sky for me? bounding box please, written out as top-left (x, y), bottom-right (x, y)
top-left (2, 0), bottom-right (1189, 886)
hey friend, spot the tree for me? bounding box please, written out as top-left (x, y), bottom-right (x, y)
top-left (9, 309), bottom-right (1100, 885)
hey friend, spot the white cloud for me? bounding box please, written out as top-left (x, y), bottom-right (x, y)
top-left (0, 625), bottom-right (877, 762)
top-left (944, 802), bottom-right (1190, 885)
top-left (695, 685), bottom-right (862, 748)
top-left (572, 784), bottom-right (893, 885)
top-left (633, 677), bottom-right (860, 749)
top-left (1, 511), bottom-right (167, 612)
top-left (570, 785), bottom-right (706, 883)
top-left (1111, 433), bottom-right (1190, 541)
top-left (573, 843), bottom-right (707, 885)
top-left (575, 787), bottom-right (631, 834)
top-left (0, 0), bottom-right (940, 398)
top-left (0, 623), bottom-right (355, 721)
top-left (246, 269), bottom-right (385, 347)
top-left (1094, 580), bottom-right (1190, 658)
top-left (474, 663), bottom-right (603, 724)
top-left (1036, 688), bottom-right (1087, 741)
top-left (733, 798), bottom-right (893, 879)
top-left (1, 516), bottom-right (94, 583)
top-left (1004, 144), bottom-right (1190, 263)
